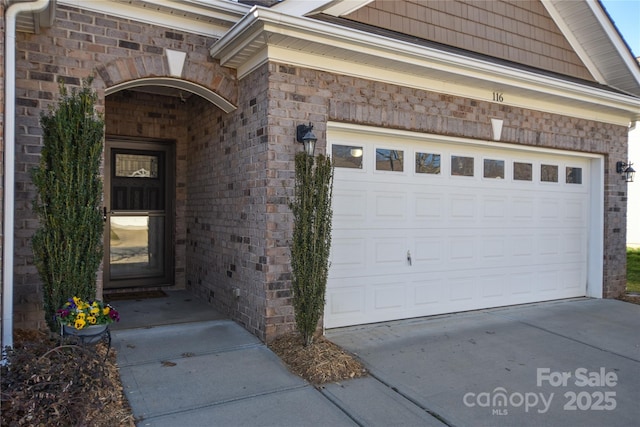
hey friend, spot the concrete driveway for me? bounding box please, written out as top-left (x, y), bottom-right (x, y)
top-left (326, 298), bottom-right (640, 427)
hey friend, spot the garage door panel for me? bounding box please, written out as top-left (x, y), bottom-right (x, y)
top-left (374, 192), bottom-right (407, 220)
top-left (373, 283), bottom-right (406, 310)
top-left (511, 235), bottom-right (535, 257)
top-left (333, 188), bottom-right (367, 221)
top-left (449, 194), bottom-right (477, 220)
top-left (412, 277), bottom-right (444, 305)
top-left (480, 234), bottom-right (507, 259)
top-left (449, 235), bottom-right (476, 261)
top-left (373, 237), bottom-right (407, 265)
top-left (326, 283), bottom-right (366, 317)
top-left (480, 273), bottom-right (508, 298)
top-left (564, 198), bottom-right (588, 225)
top-left (330, 237), bottom-right (367, 271)
top-left (482, 197), bottom-right (509, 220)
top-left (326, 136), bottom-right (591, 328)
top-left (414, 194), bottom-right (445, 221)
top-left (512, 198), bottom-right (536, 221)
top-left (414, 236), bottom-right (445, 263)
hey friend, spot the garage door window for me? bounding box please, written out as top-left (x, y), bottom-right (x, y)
top-left (416, 152), bottom-right (441, 174)
top-left (484, 159), bottom-right (505, 179)
top-left (332, 145), bottom-right (363, 169)
top-left (541, 164), bottom-right (558, 182)
top-left (514, 162), bottom-right (533, 181)
top-left (566, 167), bottom-right (582, 184)
top-left (376, 149), bottom-right (404, 172)
top-left (451, 155), bottom-right (474, 176)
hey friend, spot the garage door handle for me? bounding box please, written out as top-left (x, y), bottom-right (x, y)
top-left (407, 250), bottom-right (412, 266)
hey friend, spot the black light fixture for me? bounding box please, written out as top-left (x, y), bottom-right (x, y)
top-left (296, 122), bottom-right (317, 156)
top-left (616, 161), bottom-right (635, 183)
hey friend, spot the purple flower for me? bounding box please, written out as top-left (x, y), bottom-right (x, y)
top-left (56, 309), bottom-right (70, 318)
top-left (109, 309), bottom-right (120, 322)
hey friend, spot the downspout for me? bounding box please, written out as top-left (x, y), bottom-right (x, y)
top-left (3, 0), bottom-right (52, 352)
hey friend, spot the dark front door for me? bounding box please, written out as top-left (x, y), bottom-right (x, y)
top-left (104, 140), bottom-right (174, 289)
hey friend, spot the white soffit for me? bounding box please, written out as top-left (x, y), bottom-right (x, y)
top-left (309, 0), bottom-right (375, 17)
top-left (58, 0), bottom-right (250, 37)
top-left (542, 0), bottom-right (640, 97)
top-left (10, 0), bottom-right (56, 33)
top-left (210, 7), bottom-right (640, 124)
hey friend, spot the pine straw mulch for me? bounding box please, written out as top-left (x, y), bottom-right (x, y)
top-left (268, 331), bottom-right (367, 385)
top-left (1, 329), bottom-right (135, 427)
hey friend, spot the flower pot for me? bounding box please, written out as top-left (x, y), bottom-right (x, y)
top-left (62, 324), bottom-right (109, 345)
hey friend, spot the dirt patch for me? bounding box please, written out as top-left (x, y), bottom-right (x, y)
top-left (268, 332), bottom-right (367, 385)
top-left (618, 293), bottom-right (640, 305)
top-left (1, 329), bottom-right (135, 427)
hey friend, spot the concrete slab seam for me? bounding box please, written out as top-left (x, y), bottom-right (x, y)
top-left (134, 384), bottom-right (310, 423)
top-left (366, 370), bottom-right (455, 427)
top-left (318, 387), bottom-right (367, 427)
top-left (487, 311), bottom-right (640, 364)
top-left (114, 342), bottom-right (265, 368)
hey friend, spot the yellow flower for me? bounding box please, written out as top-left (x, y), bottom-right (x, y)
top-left (73, 296), bottom-right (81, 306)
top-left (77, 312), bottom-right (86, 320)
top-left (87, 316), bottom-right (97, 324)
top-left (103, 307), bottom-right (111, 315)
top-left (90, 306), bottom-right (100, 315)
top-left (74, 318), bottom-right (86, 329)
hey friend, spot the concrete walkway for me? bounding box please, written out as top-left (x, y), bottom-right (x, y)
top-left (111, 292), bottom-right (640, 426)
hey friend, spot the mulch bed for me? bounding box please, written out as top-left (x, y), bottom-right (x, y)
top-left (1, 329), bottom-right (135, 427)
top-left (268, 332), bottom-right (367, 385)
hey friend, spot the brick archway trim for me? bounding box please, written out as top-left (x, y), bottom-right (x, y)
top-left (106, 77), bottom-right (236, 113)
top-left (96, 55), bottom-right (238, 112)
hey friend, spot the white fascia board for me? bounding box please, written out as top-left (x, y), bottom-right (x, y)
top-left (212, 7), bottom-right (640, 124)
top-left (58, 0), bottom-right (247, 37)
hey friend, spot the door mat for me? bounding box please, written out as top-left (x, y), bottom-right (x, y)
top-left (104, 290), bottom-right (168, 302)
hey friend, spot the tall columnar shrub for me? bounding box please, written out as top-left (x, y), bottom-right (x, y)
top-left (289, 152), bottom-right (334, 346)
top-left (32, 79), bottom-right (105, 331)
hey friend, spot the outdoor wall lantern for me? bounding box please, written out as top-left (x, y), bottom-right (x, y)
top-left (296, 122), bottom-right (317, 156)
top-left (616, 161), bottom-right (636, 183)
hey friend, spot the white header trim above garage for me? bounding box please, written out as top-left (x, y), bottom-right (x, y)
top-left (210, 6), bottom-right (640, 125)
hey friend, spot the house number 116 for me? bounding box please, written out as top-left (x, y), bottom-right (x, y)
top-left (493, 92), bottom-right (504, 102)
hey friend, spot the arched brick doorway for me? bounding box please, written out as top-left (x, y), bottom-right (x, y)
top-left (102, 73), bottom-right (237, 293)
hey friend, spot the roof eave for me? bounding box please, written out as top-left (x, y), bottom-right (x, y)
top-left (210, 7), bottom-right (640, 122)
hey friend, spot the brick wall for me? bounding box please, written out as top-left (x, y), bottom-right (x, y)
top-left (185, 64), bottom-right (271, 340)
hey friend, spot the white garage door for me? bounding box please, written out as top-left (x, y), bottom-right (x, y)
top-left (325, 128), bottom-right (592, 328)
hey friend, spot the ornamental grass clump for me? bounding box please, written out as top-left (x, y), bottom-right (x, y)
top-left (56, 297), bottom-right (120, 330)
